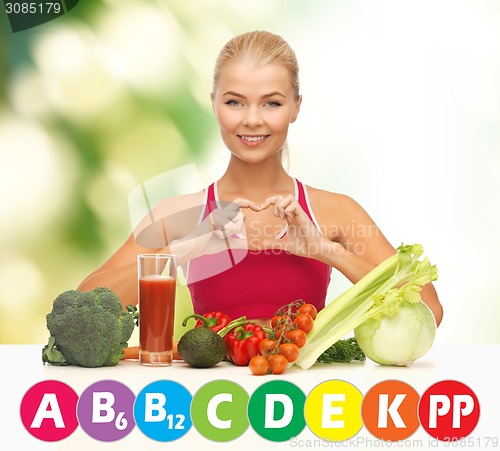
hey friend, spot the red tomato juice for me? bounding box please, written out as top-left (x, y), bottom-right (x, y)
top-left (139, 276), bottom-right (176, 356)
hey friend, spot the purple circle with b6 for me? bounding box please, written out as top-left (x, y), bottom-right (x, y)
top-left (77, 380), bottom-right (135, 441)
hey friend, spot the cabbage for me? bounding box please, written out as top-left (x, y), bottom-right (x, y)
top-left (354, 301), bottom-right (436, 366)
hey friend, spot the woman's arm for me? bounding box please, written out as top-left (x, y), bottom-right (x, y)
top-left (314, 191), bottom-right (443, 326)
top-left (78, 233), bottom-right (159, 308)
top-left (262, 189), bottom-right (443, 326)
top-left (78, 194), bottom-right (261, 308)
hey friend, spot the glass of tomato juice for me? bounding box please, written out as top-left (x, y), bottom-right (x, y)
top-left (137, 254), bottom-right (177, 366)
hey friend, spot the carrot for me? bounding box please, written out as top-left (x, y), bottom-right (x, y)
top-left (172, 341), bottom-right (182, 360)
top-left (122, 346), bottom-right (139, 360)
top-left (122, 342), bottom-right (182, 361)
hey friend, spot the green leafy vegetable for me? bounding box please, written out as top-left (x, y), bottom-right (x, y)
top-left (354, 301), bottom-right (436, 366)
top-left (295, 244), bottom-right (438, 369)
top-left (42, 287), bottom-right (137, 368)
top-left (316, 338), bottom-right (365, 364)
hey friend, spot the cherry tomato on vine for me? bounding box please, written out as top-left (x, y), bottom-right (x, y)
top-left (259, 338), bottom-right (277, 355)
top-left (271, 315), bottom-right (282, 329)
top-left (279, 343), bottom-right (300, 363)
top-left (275, 322), bottom-right (292, 339)
top-left (249, 355), bottom-right (269, 375)
top-left (268, 354), bottom-right (288, 375)
top-left (292, 312), bottom-right (314, 334)
top-left (286, 328), bottom-right (307, 348)
top-left (298, 303), bottom-right (317, 320)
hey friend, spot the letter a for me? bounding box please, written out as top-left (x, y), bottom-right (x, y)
top-left (30, 393), bottom-right (65, 428)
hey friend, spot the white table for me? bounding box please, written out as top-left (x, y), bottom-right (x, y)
top-left (2, 344), bottom-right (499, 450)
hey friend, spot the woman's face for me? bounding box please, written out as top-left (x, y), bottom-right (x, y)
top-left (211, 60), bottom-right (301, 164)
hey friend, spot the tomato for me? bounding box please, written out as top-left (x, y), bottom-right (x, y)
top-left (286, 328), bottom-right (307, 348)
top-left (279, 343), bottom-right (299, 363)
top-left (271, 315), bottom-right (282, 329)
top-left (249, 355), bottom-right (269, 375)
top-left (275, 322), bottom-right (292, 339)
top-left (268, 354), bottom-right (288, 375)
top-left (271, 314), bottom-right (288, 330)
top-left (298, 303), bottom-right (317, 320)
top-left (292, 313), bottom-right (314, 334)
top-left (259, 338), bottom-right (277, 356)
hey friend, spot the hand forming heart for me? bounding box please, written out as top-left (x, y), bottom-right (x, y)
top-left (208, 194), bottom-right (329, 259)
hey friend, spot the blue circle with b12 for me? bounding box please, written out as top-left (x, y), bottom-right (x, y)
top-left (134, 380), bottom-right (192, 441)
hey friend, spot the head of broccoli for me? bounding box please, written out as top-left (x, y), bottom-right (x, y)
top-left (42, 287), bottom-right (138, 368)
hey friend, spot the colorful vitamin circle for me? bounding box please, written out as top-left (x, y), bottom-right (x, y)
top-left (362, 379), bottom-right (420, 441)
top-left (20, 380), bottom-right (79, 442)
top-left (191, 380), bottom-right (249, 442)
top-left (134, 380), bottom-right (192, 442)
top-left (304, 379), bottom-right (363, 442)
top-left (77, 380), bottom-right (135, 441)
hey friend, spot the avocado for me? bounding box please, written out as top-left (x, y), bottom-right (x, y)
top-left (177, 327), bottom-right (226, 368)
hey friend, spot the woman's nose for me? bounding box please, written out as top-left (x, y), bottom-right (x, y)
top-left (242, 106), bottom-right (263, 127)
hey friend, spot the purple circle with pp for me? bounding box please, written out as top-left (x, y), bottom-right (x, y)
top-left (77, 380), bottom-right (135, 441)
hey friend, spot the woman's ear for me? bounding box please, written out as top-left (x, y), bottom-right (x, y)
top-left (290, 95), bottom-right (302, 123)
top-left (210, 92), bottom-right (216, 115)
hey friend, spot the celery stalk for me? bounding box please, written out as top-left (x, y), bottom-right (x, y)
top-left (295, 244), bottom-right (436, 370)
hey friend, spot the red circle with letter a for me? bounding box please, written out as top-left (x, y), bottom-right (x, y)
top-left (418, 380), bottom-right (480, 441)
top-left (20, 380), bottom-right (79, 441)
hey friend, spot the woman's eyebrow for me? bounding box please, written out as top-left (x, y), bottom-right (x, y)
top-left (261, 91), bottom-right (286, 98)
top-left (222, 90), bottom-right (286, 99)
top-left (222, 91), bottom-right (246, 98)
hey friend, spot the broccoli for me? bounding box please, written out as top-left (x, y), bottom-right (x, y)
top-left (42, 287), bottom-right (138, 368)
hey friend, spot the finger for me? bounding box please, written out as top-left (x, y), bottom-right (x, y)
top-left (283, 200), bottom-right (299, 221)
top-left (211, 210), bottom-right (227, 229)
top-left (232, 211), bottom-right (246, 234)
top-left (230, 198), bottom-right (261, 212)
top-left (260, 196), bottom-right (281, 210)
top-left (276, 196), bottom-right (295, 220)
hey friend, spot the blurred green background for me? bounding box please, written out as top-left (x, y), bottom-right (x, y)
top-left (1, 0), bottom-right (499, 345)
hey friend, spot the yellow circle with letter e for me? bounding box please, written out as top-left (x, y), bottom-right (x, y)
top-left (304, 380), bottom-right (363, 442)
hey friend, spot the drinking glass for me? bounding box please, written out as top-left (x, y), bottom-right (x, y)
top-left (137, 254), bottom-right (177, 366)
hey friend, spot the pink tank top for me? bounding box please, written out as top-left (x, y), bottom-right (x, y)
top-left (186, 179), bottom-right (331, 319)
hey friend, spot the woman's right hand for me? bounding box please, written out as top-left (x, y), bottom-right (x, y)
top-left (169, 198), bottom-right (261, 260)
top-left (209, 198), bottom-right (261, 240)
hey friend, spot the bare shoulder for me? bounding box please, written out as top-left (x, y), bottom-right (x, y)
top-left (305, 185), bottom-right (365, 218)
top-left (150, 190), bottom-right (205, 217)
top-left (304, 184), bottom-right (383, 242)
top-left (134, 190), bottom-right (206, 245)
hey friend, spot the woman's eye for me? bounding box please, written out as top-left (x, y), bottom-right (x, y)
top-left (265, 101), bottom-right (281, 107)
top-left (225, 99), bottom-right (241, 106)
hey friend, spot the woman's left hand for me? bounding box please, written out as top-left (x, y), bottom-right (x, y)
top-left (260, 194), bottom-right (330, 259)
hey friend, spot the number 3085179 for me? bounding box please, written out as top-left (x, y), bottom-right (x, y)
top-left (4, 3), bottom-right (62, 14)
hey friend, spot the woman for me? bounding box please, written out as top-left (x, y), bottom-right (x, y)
top-left (79, 31), bottom-right (443, 327)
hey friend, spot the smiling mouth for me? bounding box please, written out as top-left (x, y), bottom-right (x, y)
top-left (238, 135), bottom-right (270, 142)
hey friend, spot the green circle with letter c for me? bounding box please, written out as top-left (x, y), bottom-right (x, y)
top-left (248, 380), bottom-right (306, 441)
top-left (191, 380), bottom-right (249, 442)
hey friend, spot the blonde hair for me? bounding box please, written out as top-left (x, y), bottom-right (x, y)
top-left (213, 30), bottom-right (300, 167)
top-left (213, 30), bottom-right (300, 100)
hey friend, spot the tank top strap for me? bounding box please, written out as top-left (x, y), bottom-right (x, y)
top-left (200, 183), bottom-right (217, 223)
top-left (295, 179), bottom-right (322, 232)
top-left (295, 179), bottom-right (313, 222)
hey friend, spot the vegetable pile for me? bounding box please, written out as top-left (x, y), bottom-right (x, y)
top-left (42, 287), bottom-right (138, 368)
top-left (176, 304), bottom-right (363, 375)
top-left (128, 243), bottom-right (438, 373)
top-left (248, 301), bottom-right (316, 375)
top-left (296, 243), bottom-right (438, 369)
